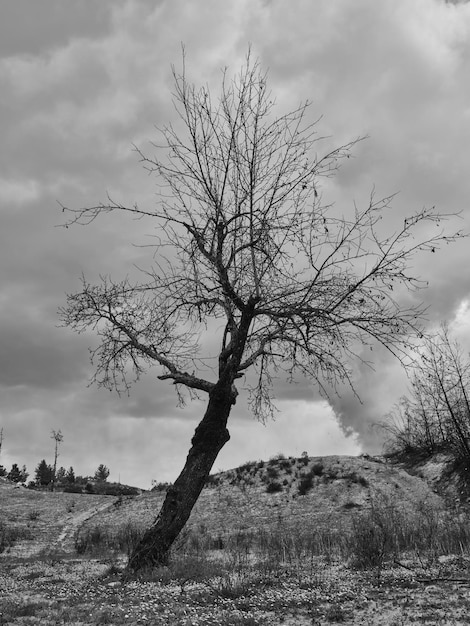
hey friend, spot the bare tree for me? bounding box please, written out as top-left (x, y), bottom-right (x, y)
top-left (382, 325), bottom-right (470, 462)
top-left (50, 429), bottom-right (63, 492)
top-left (60, 51), bottom-right (463, 570)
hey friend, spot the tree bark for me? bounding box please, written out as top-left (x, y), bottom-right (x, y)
top-left (127, 381), bottom-right (235, 571)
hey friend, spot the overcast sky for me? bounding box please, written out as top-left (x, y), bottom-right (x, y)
top-left (1, 0), bottom-right (469, 489)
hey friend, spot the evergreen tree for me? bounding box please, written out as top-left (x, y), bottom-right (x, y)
top-left (56, 466), bottom-right (66, 484)
top-left (94, 464), bottom-right (110, 482)
top-left (35, 459), bottom-right (54, 486)
top-left (7, 463), bottom-right (22, 483)
top-left (65, 466), bottom-right (75, 484)
top-left (20, 465), bottom-right (29, 483)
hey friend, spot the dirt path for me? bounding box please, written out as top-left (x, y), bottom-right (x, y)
top-left (44, 499), bottom-right (117, 556)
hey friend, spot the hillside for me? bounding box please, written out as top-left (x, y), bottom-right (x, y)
top-left (0, 453), bottom-right (451, 557)
top-left (76, 453), bottom-right (448, 543)
top-left (2, 453), bottom-right (470, 625)
top-left (0, 478), bottom-right (117, 557)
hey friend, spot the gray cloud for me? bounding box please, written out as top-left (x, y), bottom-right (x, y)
top-left (0, 0), bottom-right (115, 57)
top-left (1, 0), bottom-right (470, 486)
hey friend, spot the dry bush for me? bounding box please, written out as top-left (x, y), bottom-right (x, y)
top-left (75, 521), bottom-right (144, 557)
top-left (0, 521), bottom-right (32, 553)
top-left (347, 492), bottom-right (470, 578)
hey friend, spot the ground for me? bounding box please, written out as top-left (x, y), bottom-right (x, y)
top-left (1, 454), bottom-right (470, 625)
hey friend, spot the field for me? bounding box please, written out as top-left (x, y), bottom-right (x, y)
top-left (2, 454), bottom-right (470, 625)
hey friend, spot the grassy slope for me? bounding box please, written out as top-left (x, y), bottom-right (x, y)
top-left (2, 454), bottom-right (470, 626)
top-left (0, 479), bottom-right (116, 557)
top-left (1, 453), bottom-right (447, 556)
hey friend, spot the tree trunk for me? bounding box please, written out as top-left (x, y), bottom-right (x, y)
top-left (127, 381), bottom-right (235, 571)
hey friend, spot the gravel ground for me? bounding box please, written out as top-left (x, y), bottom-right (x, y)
top-left (2, 555), bottom-right (470, 625)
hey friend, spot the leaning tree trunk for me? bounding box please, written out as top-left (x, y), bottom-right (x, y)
top-left (127, 381), bottom-right (236, 571)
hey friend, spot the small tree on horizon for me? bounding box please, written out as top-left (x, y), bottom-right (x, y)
top-left (94, 464), bottom-right (110, 482)
top-left (65, 466), bottom-right (76, 484)
top-left (8, 463), bottom-right (27, 483)
top-left (35, 459), bottom-right (54, 487)
top-left (20, 465), bottom-right (29, 483)
top-left (56, 466), bottom-right (67, 484)
top-left (61, 51), bottom-right (464, 570)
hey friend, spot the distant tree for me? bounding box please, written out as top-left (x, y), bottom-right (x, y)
top-left (56, 466), bottom-right (66, 484)
top-left (35, 459), bottom-right (54, 487)
top-left (20, 465), bottom-right (29, 483)
top-left (94, 464), bottom-right (110, 482)
top-left (50, 429), bottom-right (64, 492)
top-left (0, 465), bottom-right (6, 477)
top-left (61, 51), bottom-right (464, 570)
top-left (383, 325), bottom-right (470, 464)
top-left (65, 466), bottom-right (76, 484)
top-left (7, 463), bottom-right (22, 483)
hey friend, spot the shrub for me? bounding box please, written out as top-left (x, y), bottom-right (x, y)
top-left (121, 486), bottom-right (140, 496)
top-left (75, 525), bottom-right (107, 555)
top-left (75, 522), bottom-right (144, 557)
top-left (64, 484), bottom-right (83, 493)
top-left (1, 601), bottom-right (48, 620)
top-left (278, 458), bottom-right (292, 471)
top-left (204, 475), bottom-right (219, 488)
top-left (238, 461), bottom-right (256, 474)
top-left (266, 466), bottom-right (279, 479)
top-left (311, 462), bottom-right (324, 476)
top-left (93, 482), bottom-right (139, 496)
top-left (348, 511), bottom-right (390, 571)
top-left (0, 522), bottom-right (32, 553)
top-left (266, 481), bottom-right (283, 493)
top-left (343, 501), bottom-right (362, 510)
top-left (345, 471), bottom-right (368, 487)
top-left (347, 493), bottom-right (417, 573)
top-left (325, 603), bottom-right (350, 623)
top-left (324, 467), bottom-right (339, 480)
top-left (114, 522), bottom-right (144, 556)
top-left (28, 509), bottom-right (40, 521)
top-left (298, 468), bottom-right (316, 495)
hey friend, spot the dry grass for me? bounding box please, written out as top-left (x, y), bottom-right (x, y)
top-left (2, 454), bottom-right (470, 624)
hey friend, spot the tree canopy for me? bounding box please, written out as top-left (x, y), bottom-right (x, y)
top-left (61, 53), bottom-right (461, 416)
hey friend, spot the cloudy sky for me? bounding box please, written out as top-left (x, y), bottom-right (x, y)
top-left (1, 0), bottom-right (469, 489)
